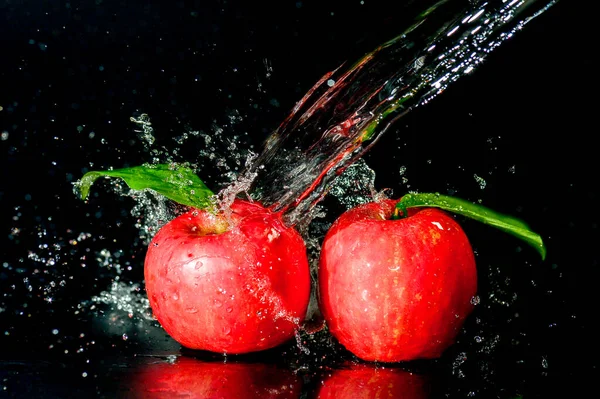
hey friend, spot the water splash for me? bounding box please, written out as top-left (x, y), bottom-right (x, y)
top-left (130, 113), bottom-right (155, 149)
top-left (235, 0), bottom-right (558, 226)
top-left (328, 159), bottom-right (379, 210)
top-left (89, 281), bottom-right (153, 321)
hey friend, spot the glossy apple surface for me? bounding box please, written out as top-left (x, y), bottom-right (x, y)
top-left (319, 199), bottom-right (477, 362)
top-left (130, 357), bottom-right (301, 398)
top-left (316, 363), bottom-right (429, 399)
top-left (144, 199), bottom-right (311, 354)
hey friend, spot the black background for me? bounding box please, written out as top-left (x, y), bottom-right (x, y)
top-left (1, 0), bottom-right (598, 397)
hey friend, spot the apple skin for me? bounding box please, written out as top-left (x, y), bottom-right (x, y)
top-left (318, 199), bottom-right (477, 362)
top-left (144, 199), bottom-right (311, 354)
top-left (130, 357), bottom-right (301, 399)
top-left (315, 363), bottom-right (429, 399)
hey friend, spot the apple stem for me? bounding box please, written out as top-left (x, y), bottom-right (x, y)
top-left (391, 204), bottom-right (408, 220)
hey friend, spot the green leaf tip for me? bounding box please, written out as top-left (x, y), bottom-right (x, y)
top-left (395, 192), bottom-right (547, 261)
top-left (74, 163), bottom-right (215, 210)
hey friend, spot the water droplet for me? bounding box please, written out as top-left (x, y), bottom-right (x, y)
top-left (185, 307), bottom-right (199, 314)
top-left (226, 307), bottom-right (233, 313)
top-left (223, 326), bottom-right (231, 335)
top-left (295, 330), bottom-right (311, 355)
top-left (214, 299), bottom-right (223, 308)
top-left (122, 334), bottom-right (128, 341)
top-left (166, 355), bottom-right (177, 364)
top-left (194, 261), bottom-right (203, 269)
top-left (474, 174), bottom-right (486, 189)
top-left (470, 295), bottom-right (481, 305)
top-left (172, 294), bottom-right (179, 301)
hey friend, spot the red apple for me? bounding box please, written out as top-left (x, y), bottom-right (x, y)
top-left (130, 357), bottom-right (301, 398)
top-left (315, 363), bottom-right (429, 399)
top-left (318, 198), bottom-right (477, 362)
top-left (144, 199), bottom-right (311, 354)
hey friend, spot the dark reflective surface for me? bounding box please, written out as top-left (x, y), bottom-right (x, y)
top-left (1, 0), bottom-right (598, 398)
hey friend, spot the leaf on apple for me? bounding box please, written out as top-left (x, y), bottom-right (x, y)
top-left (75, 163), bottom-right (215, 210)
top-left (395, 193), bottom-right (547, 260)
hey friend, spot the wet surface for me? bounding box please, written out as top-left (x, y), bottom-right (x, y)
top-left (1, 0), bottom-right (598, 397)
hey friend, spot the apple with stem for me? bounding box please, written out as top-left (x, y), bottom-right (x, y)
top-left (77, 164), bottom-right (311, 354)
top-left (318, 193), bottom-right (545, 362)
top-left (144, 199), bottom-right (310, 353)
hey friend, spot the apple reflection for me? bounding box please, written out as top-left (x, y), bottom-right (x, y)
top-left (129, 357), bottom-right (301, 398)
top-left (316, 363), bottom-right (429, 399)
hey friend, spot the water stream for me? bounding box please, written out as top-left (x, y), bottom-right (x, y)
top-left (236, 0), bottom-right (558, 226)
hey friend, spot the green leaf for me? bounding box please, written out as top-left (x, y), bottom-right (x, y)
top-left (75, 163), bottom-right (215, 210)
top-left (395, 193), bottom-right (546, 260)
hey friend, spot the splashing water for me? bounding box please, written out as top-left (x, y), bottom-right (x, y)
top-left (130, 114), bottom-right (155, 149)
top-left (232, 0), bottom-right (558, 226)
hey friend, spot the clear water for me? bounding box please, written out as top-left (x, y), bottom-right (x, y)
top-left (239, 0), bottom-right (559, 226)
